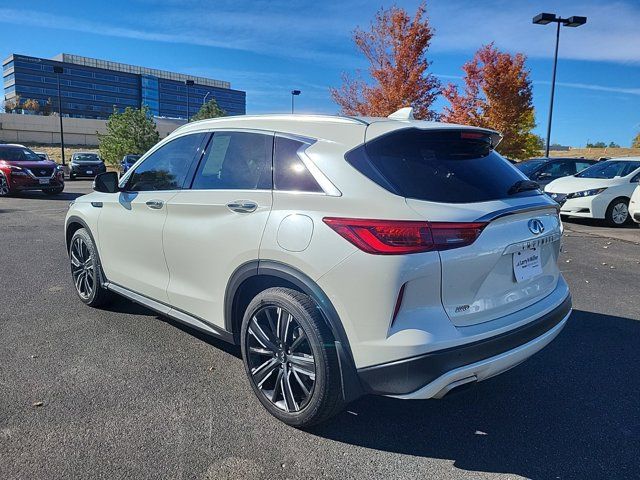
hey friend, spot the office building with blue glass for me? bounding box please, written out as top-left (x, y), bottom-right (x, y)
top-left (2, 53), bottom-right (245, 120)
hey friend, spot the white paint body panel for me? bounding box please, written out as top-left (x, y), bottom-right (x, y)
top-left (162, 189), bottom-right (272, 326)
top-left (97, 190), bottom-right (178, 302)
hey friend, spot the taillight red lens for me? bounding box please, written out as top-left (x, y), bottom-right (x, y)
top-left (323, 218), bottom-right (487, 255)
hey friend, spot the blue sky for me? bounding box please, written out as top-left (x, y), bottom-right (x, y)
top-left (1, 0), bottom-right (639, 146)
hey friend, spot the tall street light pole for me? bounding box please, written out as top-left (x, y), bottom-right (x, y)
top-left (53, 66), bottom-right (66, 166)
top-left (533, 13), bottom-right (587, 157)
top-left (185, 79), bottom-right (194, 122)
top-left (203, 91), bottom-right (210, 106)
top-left (291, 90), bottom-right (301, 114)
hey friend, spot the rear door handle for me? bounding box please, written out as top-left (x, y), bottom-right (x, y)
top-left (145, 200), bottom-right (164, 210)
top-left (226, 200), bottom-right (257, 213)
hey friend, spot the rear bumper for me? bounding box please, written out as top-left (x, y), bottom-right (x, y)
top-left (357, 294), bottom-right (571, 397)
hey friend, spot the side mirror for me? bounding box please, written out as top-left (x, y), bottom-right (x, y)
top-left (93, 171), bottom-right (120, 193)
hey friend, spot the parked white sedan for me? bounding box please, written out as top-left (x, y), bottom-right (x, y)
top-left (545, 158), bottom-right (640, 226)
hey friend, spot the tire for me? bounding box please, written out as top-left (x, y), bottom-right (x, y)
top-left (605, 197), bottom-right (631, 227)
top-left (44, 186), bottom-right (64, 195)
top-left (69, 228), bottom-right (112, 307)
top-left (69, 175), bottom-right (76, 181)
top-left (240, 287), bottom-right (344, 427)
top-left (0, 174), bottom-right (11, 197)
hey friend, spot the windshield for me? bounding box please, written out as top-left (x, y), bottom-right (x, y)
top-left (125, 155), bottom-right (141, 163)
top-left (576, 161), bottom-right (640, 179)
top-left (346, 128), bottom-right (538, 203)
top-left (0, 146), bottom-right (43, 162)
top-left (516, 160), bottom-right (545, 175)
top-left (73, 153), bottom-right (101, 162)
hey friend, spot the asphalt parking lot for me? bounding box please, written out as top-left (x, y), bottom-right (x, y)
top-left (1, 180), bottom-right (639, 480)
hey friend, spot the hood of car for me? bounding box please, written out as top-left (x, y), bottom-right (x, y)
top-left (0, 159), bottom-right (57, 170)
top-left (545, 175), bottom-right (622, 194)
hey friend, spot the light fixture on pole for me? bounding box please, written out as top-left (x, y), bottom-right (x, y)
top-left (291, 90), bottom-right (301, 114)
top-left (185, 79), bottom-right (194, 122)
top-left (52, 66), bottom-right (66, 166)
top-left (533, 12), bottom-right (587, 157)
top-left (203, 91), bottom-right (210, 106)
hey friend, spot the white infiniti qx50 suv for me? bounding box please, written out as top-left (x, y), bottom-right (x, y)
top-left (65, 109), bottom-right (571, 426)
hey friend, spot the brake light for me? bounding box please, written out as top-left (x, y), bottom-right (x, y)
top-left (323, 218), bottom-right (487, 255)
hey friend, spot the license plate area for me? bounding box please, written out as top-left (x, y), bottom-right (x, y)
top-left (513, 247), bottom-right (542, 282)
top-left (86, 170), bottom-right (93, 174)
top-left (38, 178), bottom-right (50, 185)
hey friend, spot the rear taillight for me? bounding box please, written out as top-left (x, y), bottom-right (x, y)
top-left (322, 217), bottom-right (487, 255)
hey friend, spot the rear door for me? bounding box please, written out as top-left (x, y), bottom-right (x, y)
top-left (162, 130), bottom-right (273, 327)
top-left (358, 126), bottom-right (563, 327)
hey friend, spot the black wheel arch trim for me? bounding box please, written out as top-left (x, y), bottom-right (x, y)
top-left (225, 260), bottom-right (363, 402)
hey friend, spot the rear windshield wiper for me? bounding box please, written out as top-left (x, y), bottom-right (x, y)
top-left (508, 180), bottom-right (540, 195)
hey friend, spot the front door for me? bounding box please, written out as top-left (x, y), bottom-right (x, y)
top-left (97, 132), bottom-right (207, 302)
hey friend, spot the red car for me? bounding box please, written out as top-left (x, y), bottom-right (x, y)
top-left (0, 144), bottom-right (65, 196)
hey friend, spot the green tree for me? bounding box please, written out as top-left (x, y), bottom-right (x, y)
top-left (98, 106), bottom-right (160, 167)
top-left (633, 133), bottom-right (640, 149)
top-left (586, 141), bottom-right (607, 148)
top-left (608, 141), bottom-right (620, 148)
top-left (523, 132), bottom-right (545, 158)
top-left (191, 98), bottom-right (226, 121)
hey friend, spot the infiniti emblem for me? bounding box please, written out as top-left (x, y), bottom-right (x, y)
top-left (528, 219), bottom-right (545, 235)
top-left (40, 170), bottom-right (46, 175)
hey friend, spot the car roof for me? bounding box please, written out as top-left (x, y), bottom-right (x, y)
top-left (601, 157), bottom-right (640, 162)
top-left (525, 157), bottom-right (595, 162)
top-left (170, 112), bottom-right (500, 145)
top-left (0, 143), bottom-right (28, 148)
top-left (73, 152), bottom-right (99, 155)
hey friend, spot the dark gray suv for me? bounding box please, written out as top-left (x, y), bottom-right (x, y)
top-left (516, 157), bottom-right (596, 187)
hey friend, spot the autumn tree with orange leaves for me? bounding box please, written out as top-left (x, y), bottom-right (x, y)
top-left (442, 43), bottom-right (538, 159)
top-left (330, 2), bottom-right (440, 120)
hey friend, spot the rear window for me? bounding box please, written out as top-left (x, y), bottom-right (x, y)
top-left (346, 128), bottom-right (539, 203)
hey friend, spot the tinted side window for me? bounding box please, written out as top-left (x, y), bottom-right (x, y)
top-left (127, 133), bottom-right (206, 191)
top-left (274, 136), bottom-right (323, 193)
top-left (192, 132), bottom-right (272, 190)
top-left (539, 161), bottom-right (575, 177)
top-left (575, 161), bottom-right (593, 172)
top-left (347, 128), bottom-right (539, 203)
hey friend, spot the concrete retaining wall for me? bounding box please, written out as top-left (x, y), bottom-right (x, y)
top-left (0, 113), bottom-right (185, 146)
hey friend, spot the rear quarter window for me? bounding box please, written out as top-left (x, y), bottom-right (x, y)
top-left (346, 128), bottom-right (539, 203)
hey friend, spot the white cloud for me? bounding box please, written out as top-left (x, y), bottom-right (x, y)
top-left (536, 80), bottom-right (640, 96)
top-left (428, 0), bottom-right (640, 63)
